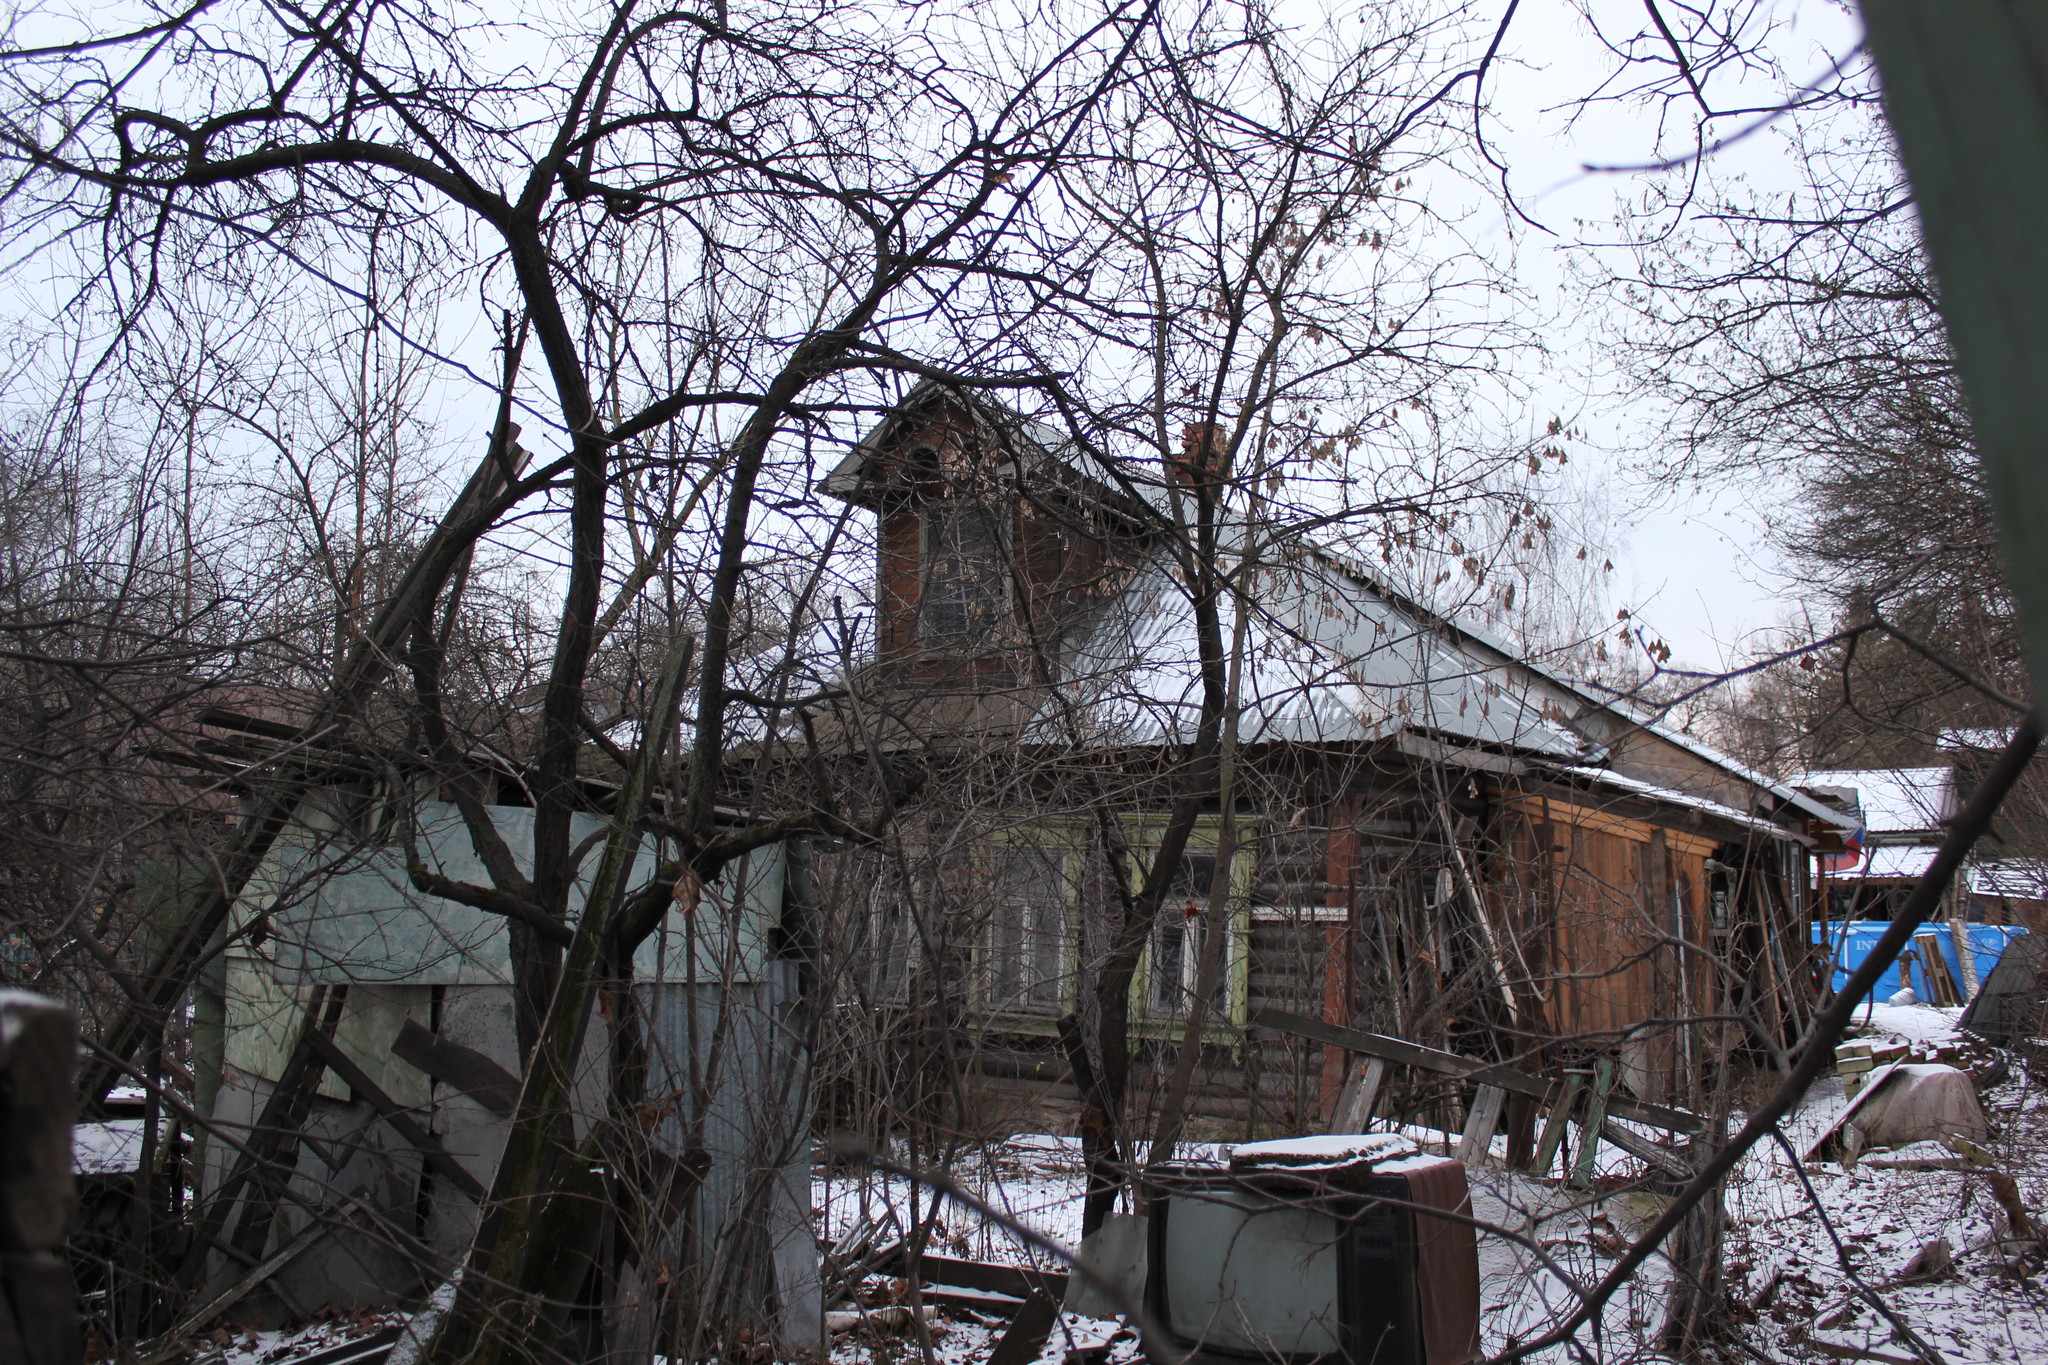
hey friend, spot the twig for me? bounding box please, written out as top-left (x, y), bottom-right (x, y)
top-left (1769, 1130), bottom-right (1949, 1365)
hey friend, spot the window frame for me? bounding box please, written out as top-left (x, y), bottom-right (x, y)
top-left (1126, 818), bottom-right (1256, 1031)
top-left (919, 497), bottom-right (1010, 647)
top-left (975, 839), bottom-right (1075, 1024)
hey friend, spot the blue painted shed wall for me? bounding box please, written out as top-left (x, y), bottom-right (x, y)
top-left (1811, 920), bottom-right (2031, 1005)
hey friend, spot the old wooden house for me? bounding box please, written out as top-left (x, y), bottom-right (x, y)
top-left (808, 385), bottom-right (1846, 1144)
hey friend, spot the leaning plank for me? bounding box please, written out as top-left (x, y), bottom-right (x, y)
top-left (1529, 1074), bottom-right (1585, 1178)
top-left (1455, 1085), bottom-right (1507, 1167)
top-left (390, 1019), bottom-right (519, 1116)
top-left (1328, 1056), bottom-right (1386, 1134)
top-left (1253, 1008), bottom-right (1701, 1134)
top-left (985, 1292), bottom-right (1060, 1365)
top-left (1596, 1118), bottom-right (1688, 1177)
top-left (301, 1030), bottom-right (486, 1199)
top-left (1571, 1059), bottom-right (1616, 1189)
top-left (146, 1216), bottom-right (333, 1360)
top-left (183, 986), bottom-right (348, 1287)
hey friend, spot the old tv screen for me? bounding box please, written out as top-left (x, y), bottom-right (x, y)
top-left (1145, 1159), bottom-right (1478, 1365)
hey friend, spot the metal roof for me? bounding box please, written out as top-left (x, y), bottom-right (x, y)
top-left (1025, 552), bottom-right (1594, 756)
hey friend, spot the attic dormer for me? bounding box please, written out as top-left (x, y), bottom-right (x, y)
top-left (822, 386), bottom-right (1152, 670)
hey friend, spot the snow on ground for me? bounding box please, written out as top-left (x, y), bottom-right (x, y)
top-left (1852, 1003), bottom-right (1969, 1046)
top-left (152, 1314), bottom-right (404, 1365)
top-left (818, 1005), bottom-right (2048, 1364)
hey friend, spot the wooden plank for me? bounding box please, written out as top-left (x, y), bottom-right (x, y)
top-left (1529, 1074), bottom-right (1585, 1178)
top-left (1499, 795), bottom-right (1718, 858)
top-left (1596, 1119), bottom-right (1688, 1178)
top-left (1252, 1007), bottom-right (1701, 1134)
top-left (390, 1018), bottom-right (520, 1115)
top-left (883, 1250), bottom-right (1069, 1304)
top-left (985, 1292), bottom-right (1059, 1365)
top-left (1912, 934), bottom-right (1963, 1006)
top-left (1455, 1085), bottom-right (1506, 1167)
top-left (1571, 1059), bottom-right (1616, 1190)
top-left (301, 1030), bottom-right (486, 1199)
top-left (186, 986), bottom-right (348, 1285)
top-left (145, 1216), bottom-right (332, 1360)
top-left (1327, 1056), bottom-right (1385, 1134)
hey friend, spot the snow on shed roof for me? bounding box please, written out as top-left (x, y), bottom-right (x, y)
top-left (1550, 764), bottom-right (1795, 839)
top-left (1795, 768), bottom-right (1953, 837)
top-left (1297, 540), bottom-right (1848, 832)
top-left (1971, 861), bottom-right (2048, 900)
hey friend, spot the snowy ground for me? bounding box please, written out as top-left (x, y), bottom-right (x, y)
top-left (146, 1006), bottom-right (2044, 1364)
top-left (154, 1313), bottom-right (406, 1365)
top-left (817, 1005), bottom-right (2048, 1365)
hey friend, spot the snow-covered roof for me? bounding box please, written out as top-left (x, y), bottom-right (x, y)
top-left (1939, 727), bottom-right (2015, 752)
top-left (1795, 768), bottom-right (1952, 837)
top-left (1972, 861), bottom-right (2048, 900)
top-left (1830, 844), bottom-right (1938, 880)
top-left (1551, 764), bottom-right (1791, 839)
top-left (1025, 553), bottom-right (1593, 755)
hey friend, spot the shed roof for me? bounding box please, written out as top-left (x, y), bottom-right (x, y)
top-left (1794, 768), bottom-right (1953, 839)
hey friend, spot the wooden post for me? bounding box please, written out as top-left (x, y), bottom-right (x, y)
top-left (1, 990), bottom-right (82, 1365)
top-left (1571, 1059), bottom-right (1616, 1190)
top-left (1320, 799), bottom-right (1360, 1118)
top-left (1455, 1084), bottom-right (1506, 1167)
top-left (1327, 1057), bottom-right (1385, 1134)
top-left (1529, 1073), bottom-right (1586, 1179)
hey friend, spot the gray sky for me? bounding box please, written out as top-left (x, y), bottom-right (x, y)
top-left (1474, 0), bottom-right (1862, 672)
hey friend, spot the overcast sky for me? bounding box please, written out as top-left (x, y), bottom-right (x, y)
top-left (1472, 0), bottom-right (1863, 673)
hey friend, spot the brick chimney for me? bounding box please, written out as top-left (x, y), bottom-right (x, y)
top-left (1169, 421), bottom-right (1225, 489)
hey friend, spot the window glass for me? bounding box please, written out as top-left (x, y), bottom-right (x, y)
top-left (1151, 852), bottom-right (1229, 1017)
top-left (922, 502), bottom-right (1004, 643)
top-left (988, 848), bottom-right (1065, 1015)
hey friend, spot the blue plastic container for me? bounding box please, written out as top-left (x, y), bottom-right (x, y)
top-left (1811, 921), bottom-right (2031, 1006)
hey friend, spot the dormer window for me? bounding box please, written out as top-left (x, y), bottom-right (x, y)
top-left (922, 500), bottom-right (1006, 645)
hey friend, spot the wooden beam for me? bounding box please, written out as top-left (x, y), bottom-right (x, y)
top-left (1328, 1056), bottom-right (1385, 1134)
top-left (1251, 1007), bottom-right (1702, 1135)
top-left (1529, 1074), bottom-right (1585, 1178)
top-left (145, 1217), bottom-right (332, 1360)
top-left (390, 1019), bottom-right (520, 1116)
top-left (300, 1030), bottom-right (486, 1199)
top-left (1455, 1084), bottom-right (1507, 1167)
top-left (1571, 1059), bottom-right (1616, 1189)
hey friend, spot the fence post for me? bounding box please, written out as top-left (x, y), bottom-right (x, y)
top-left (1, 989), bottom-right (82, 1365)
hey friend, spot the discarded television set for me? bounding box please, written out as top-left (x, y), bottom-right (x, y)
top-left (1143, 1155), bottom-right (1480, 1365)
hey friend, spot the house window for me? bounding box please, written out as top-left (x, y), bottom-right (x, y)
top-left (922, 501), bottom-right (1005, 644)
top-left (985, 848), bottom-right (1068, 1016)
top-left (859, 872), bottom-right (920, 1005)
top-left (1148, 852), bottom-right (1236, 1019)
